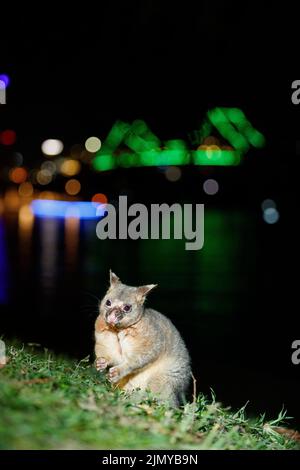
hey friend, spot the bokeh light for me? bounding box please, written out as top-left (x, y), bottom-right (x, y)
top-left (31, 200), bottom-right (100, 219)
top-left (263, 207), bottom-right (280, 224)
top-left (92, 154), bottom-right (116, 171)
top-left (41, 139), bottom-right (64, 156)
top-left (207, 107), bottom-right (265, 153)
top-left (41, 161), bottom-right (57, 175)
top-left (194, 149), bottom-right (239, 166)
top-left (19, 205), bottom-right (34, 228)
top-left (0, 130), bottom-right (17, 146)
top-left (65, 206), bottom-right (81, 218)
top-left (203, 178), bottom-right (219, 195)
top-left (0, 74), bottom-right (10, 87)
top-left (165, 166), bottom-right (182, 182)
top-left (261, 199), bottom-right (276, 211)
top-left (65, 179), bottom-right (81, 195)
top-left (36, 169), bottom-right (53, 185)
top-left (38, 191), bottom-right (57, 200)
top-left (206, 145), bottom-right (222, 160)
top-left (203, 136), bottom-right (220, 146)
top-left (3, 188), bottom-right (20, 211)
top-left (60, 159), bottom-right (81, 176)
top-left (248, 130), bottom-right (266, 148)
top-left (9, 167), bottom-right (27, 184)
top-left (85, 136), bottom-right (102, 153)
top-left (18, 182), bottom-right (34, 198)
top-left (12, 152), bottom-right (23, 166)
top-left (91, 193), bottom-right (108, 206)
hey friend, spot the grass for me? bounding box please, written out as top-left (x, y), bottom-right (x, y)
top-left (0, 343), bottom-right (299, 450)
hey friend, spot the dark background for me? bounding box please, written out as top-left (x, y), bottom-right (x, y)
top-left (0, 2), bottom-right (298, 427)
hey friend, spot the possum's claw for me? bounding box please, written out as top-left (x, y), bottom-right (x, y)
top-left (96, 357), bottom-right (108, 372)
top-left (108, 366), bottom-right (121, 383)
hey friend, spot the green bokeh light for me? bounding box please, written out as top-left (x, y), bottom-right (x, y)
top-left (92, 154), bottom-right (115, 171)
top-left (139, 149), bottom-right (190, 166)
top-left (164, 139), bottom-right (187, 150)
top-left (105, 120), bottom-right (131, 151)
top-left (118, 153), bottom-right (139, 168)
top-left (193, 149), bottom-right (240, 166)
top-left (92, 109), bottom-right (265, 172)
top-left (247, 130), bottom-right (266, 148)
top-left (225, 107), bottom-right (246, 123)
top-left (207, 107), bottom-right (264, 152)
top-left (124, 133), bottom-right (154, 153)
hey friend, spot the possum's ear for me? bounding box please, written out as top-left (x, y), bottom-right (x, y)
top-left (137, 284), bottom-right (157, 300)
top-left (109, 270), bottom-right (121, 286)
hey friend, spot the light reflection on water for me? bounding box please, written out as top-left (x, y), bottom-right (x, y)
top-left (0, 195), bottom-right (252, 332)
top-left (40, 218), bottom-right (58, 291)
top-left (65, 216), bottom-right (80, 270)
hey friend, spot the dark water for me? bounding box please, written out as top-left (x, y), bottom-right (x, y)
top-left (0, 198), bottom-right (299, 426)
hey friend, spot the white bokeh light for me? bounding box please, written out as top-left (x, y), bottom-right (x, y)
top-left (41, 139), bottom-right (64, 156)
top-left (85, 136), bottom-right (101, 153)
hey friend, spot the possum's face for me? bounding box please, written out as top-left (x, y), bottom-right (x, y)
top-left (100, 271), bottom-right (157, 329)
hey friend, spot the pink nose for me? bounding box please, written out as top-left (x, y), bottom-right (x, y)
top-left (106, 307), bottom-right (121, 325)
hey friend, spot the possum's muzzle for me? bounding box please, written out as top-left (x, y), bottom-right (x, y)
top-left (106, 307), bottom-right (124, 326)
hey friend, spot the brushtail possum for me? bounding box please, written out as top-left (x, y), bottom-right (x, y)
top-left (95, 271), bottom-right (191, 406)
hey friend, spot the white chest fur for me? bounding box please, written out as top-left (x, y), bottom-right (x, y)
top-left (117, 330), bottom-right (132, 357)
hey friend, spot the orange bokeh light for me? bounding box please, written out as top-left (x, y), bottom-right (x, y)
top-left (9, 167), bottom-right (27, 184)
top-left (65, 179), bottom-right (81, 196)
top-left (18, 181), bottom-right (34, 197)
top-left (91, 193), bottom-right (108, 205)
top-left (60, 159), bottom-right (81, 177)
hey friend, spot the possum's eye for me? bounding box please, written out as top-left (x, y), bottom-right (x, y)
top-left (123, 304), bottom-right (132, 312)
top-left (105, 299), bottom-right (111, 306)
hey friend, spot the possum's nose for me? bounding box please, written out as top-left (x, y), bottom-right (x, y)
top-left (106, 307), bottom-right (122, 325)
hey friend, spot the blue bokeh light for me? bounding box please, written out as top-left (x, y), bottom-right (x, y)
top-left (31, 200), bottom-right (105, 219)
top-left (263, 207), bottom-right (280, 224)
top-left (0, 74), bottom-right (10, 87)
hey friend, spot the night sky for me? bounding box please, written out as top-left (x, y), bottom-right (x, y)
top-left (1, 2), bottom-right (287, 141)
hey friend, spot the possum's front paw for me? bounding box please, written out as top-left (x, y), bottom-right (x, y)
top-left (96, 357), bottom-right (108, 372)
top-left (108, 366), bottom-right (123, 383)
